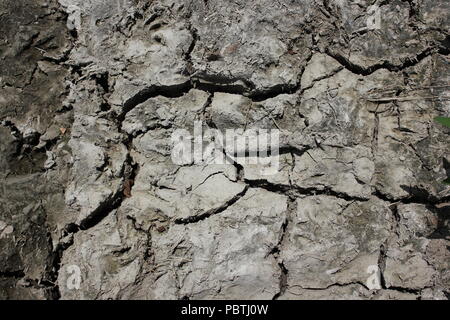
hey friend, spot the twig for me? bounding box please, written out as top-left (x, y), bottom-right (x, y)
top-left (367, 96), bottom-right (450, 102)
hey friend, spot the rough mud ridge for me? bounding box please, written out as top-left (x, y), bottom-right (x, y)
top-left (0, 0), bottom-right (449, 300)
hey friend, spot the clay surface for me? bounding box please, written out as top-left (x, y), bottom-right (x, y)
top-left (0, 0), bottom-right (449, 300)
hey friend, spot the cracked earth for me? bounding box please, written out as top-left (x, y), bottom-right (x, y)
top-left (0, 0), bottom-right (449, 300)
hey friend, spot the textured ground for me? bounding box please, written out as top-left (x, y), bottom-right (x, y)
top-left (0, 0), bottom-right (449, 300)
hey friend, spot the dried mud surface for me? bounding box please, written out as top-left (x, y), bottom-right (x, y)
top-left (0, 0), bottom-right (449, 300)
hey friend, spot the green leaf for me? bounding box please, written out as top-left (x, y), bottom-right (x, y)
top-left (434, 116), bottom-right (450, 128)
top-left (443, 178), bottom-right (450, 185)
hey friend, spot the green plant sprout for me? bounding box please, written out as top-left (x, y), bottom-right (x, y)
top-left (435, 116), bottom-right (450, 128)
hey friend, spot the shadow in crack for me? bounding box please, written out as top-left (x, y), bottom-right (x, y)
top-left (400, 185), bottom-right (437, 203)
top-left (443, 157), bottom-right (450, 185)
top-left (428, 203), bottom-right (450, 241)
